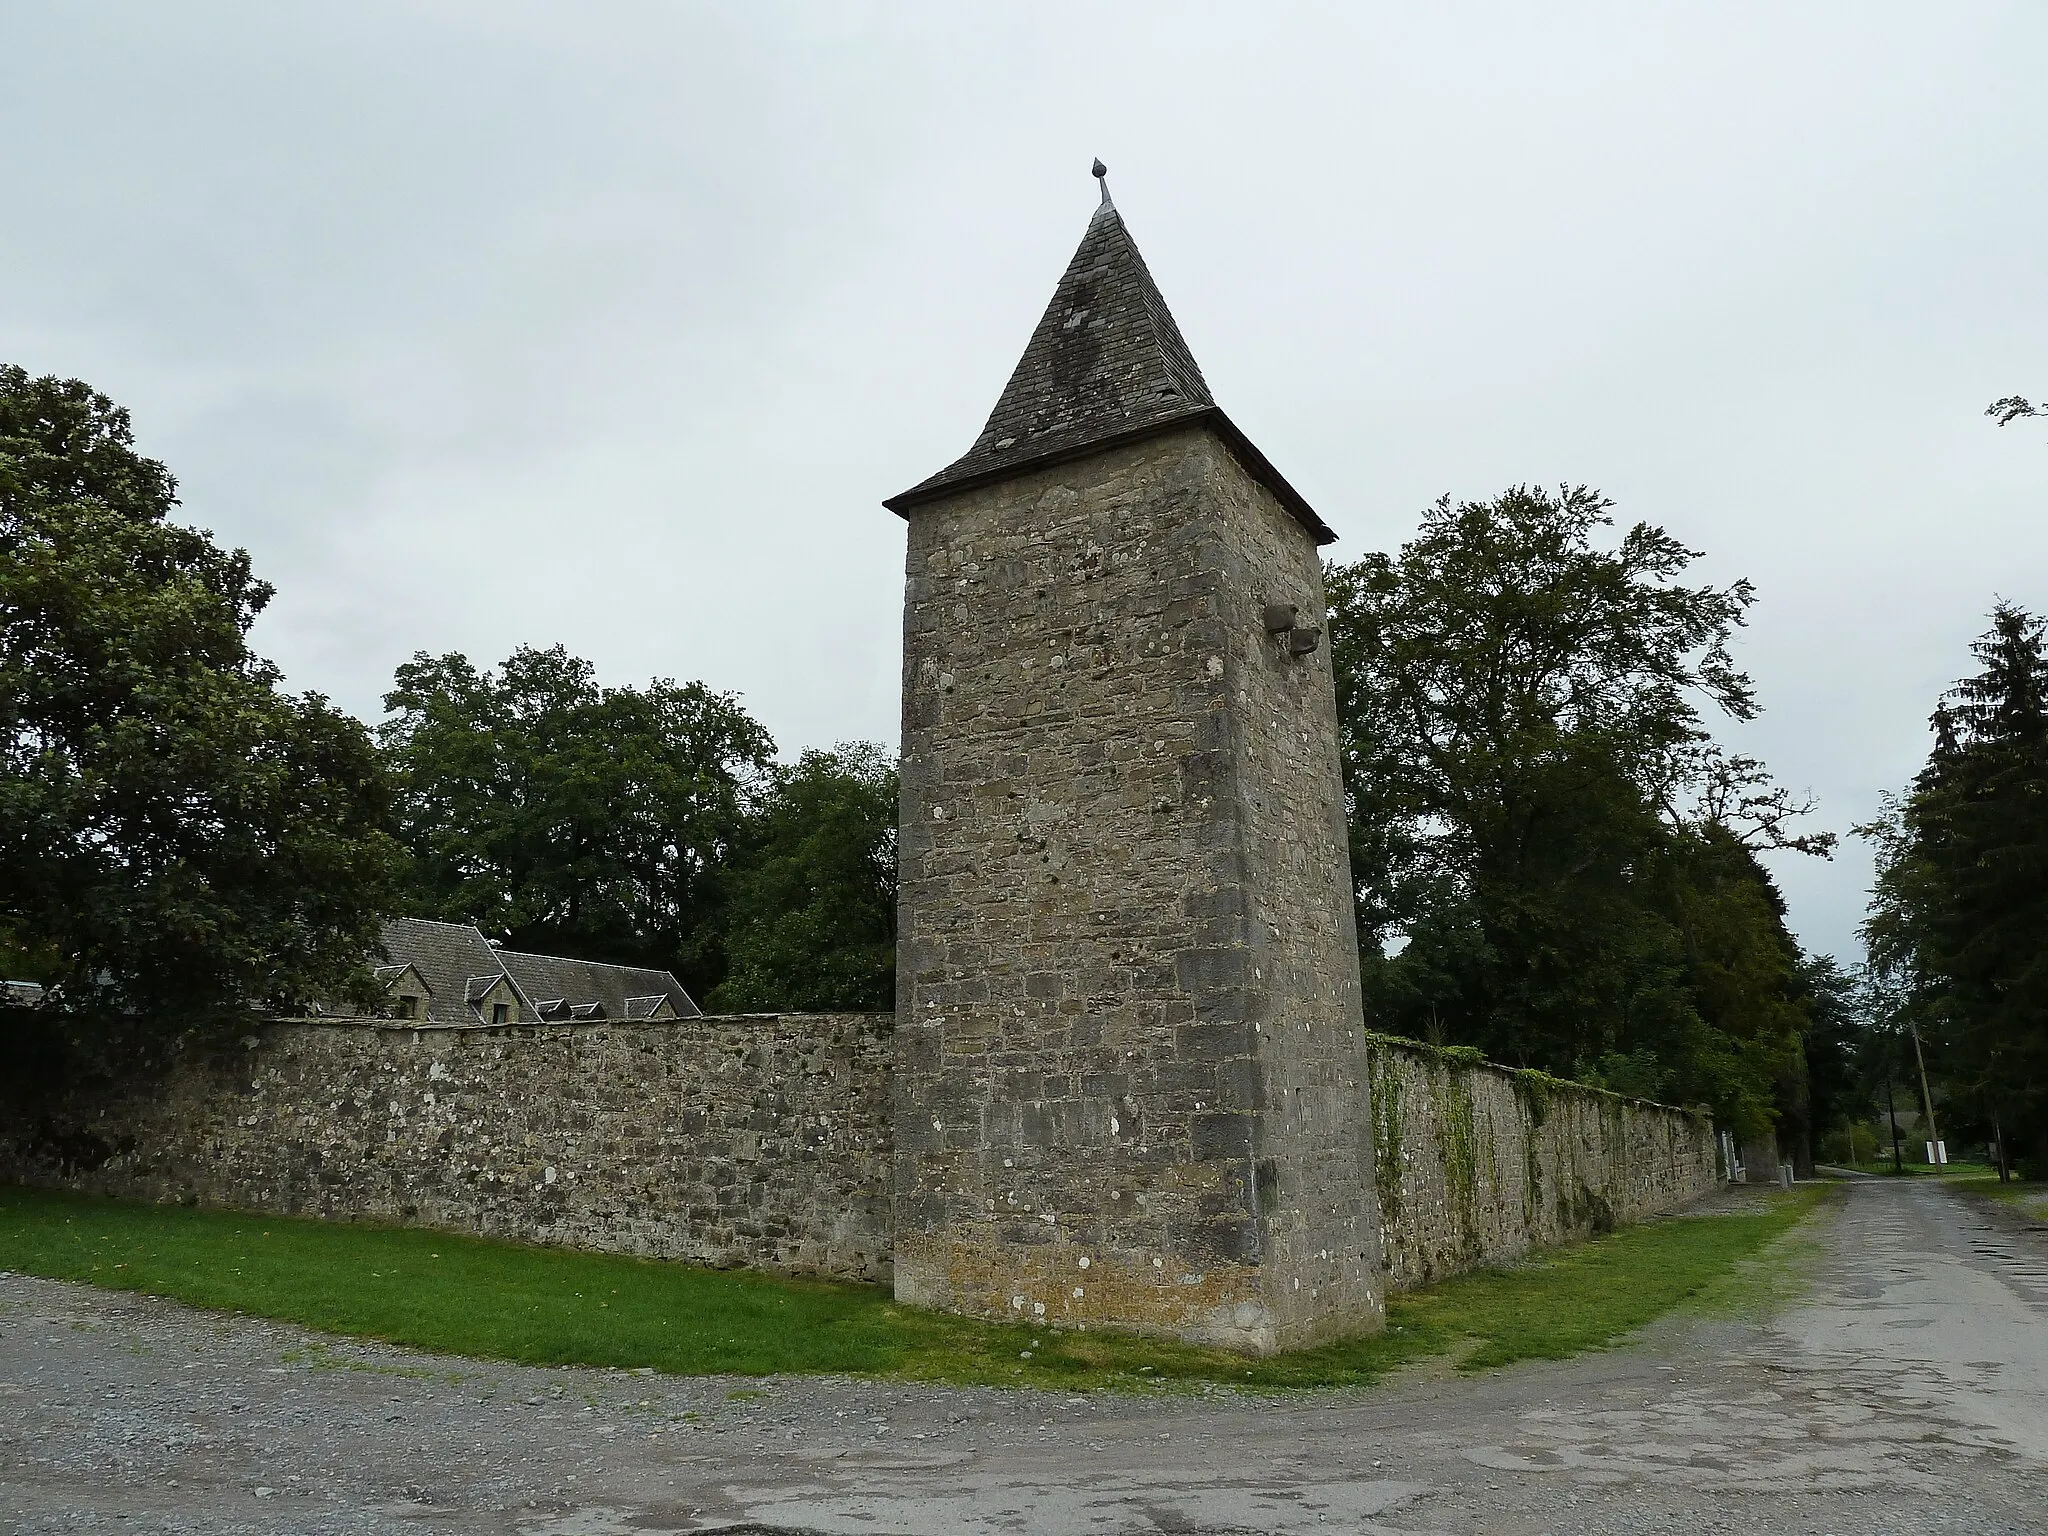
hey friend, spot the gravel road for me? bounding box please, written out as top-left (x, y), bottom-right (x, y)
top-left (3, 1179), bottom-right (2044, 1534)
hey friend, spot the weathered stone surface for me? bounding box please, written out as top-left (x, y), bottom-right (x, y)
top-left (892, 426), bottom-right (1380, 1354)
top-left (0, 1018), bottom-right (1719, 1325)
top-left (1366, 1039), bottom-right (1719, 1292)
top-left (1, 1014), bottom-right (894, 1282)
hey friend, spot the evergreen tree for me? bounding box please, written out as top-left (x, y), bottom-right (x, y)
top-left (1795, 953), bottom-right (1868, 1170)
top-left (1866, 604), bottom-right (2048, 1167)
top-left (1663, 828), bottom-right (1813, 1145)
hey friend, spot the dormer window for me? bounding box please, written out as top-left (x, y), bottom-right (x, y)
top-left (376, 962), bottom-right (436, 1022)
top-left (466, 974), bottom-right (520, 1026)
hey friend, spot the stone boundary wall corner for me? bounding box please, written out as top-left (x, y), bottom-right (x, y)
top-left (2, 1016), bottom-right (1725, 1317)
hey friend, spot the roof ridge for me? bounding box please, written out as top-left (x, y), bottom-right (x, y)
top-left (497, 946), bottom-right (674, 975)
top-left (1099, 203), bottom-right (1211, 408)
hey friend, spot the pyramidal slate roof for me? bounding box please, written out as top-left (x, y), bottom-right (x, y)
top-left (884, 175), bottom-right (1334, 544)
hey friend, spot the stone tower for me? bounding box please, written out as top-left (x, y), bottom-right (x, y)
top-left (883, 168), bottom-right (1380, 1354)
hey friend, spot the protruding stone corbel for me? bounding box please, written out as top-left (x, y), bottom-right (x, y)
top-left (1263, 602), bottom-right (1320, 658)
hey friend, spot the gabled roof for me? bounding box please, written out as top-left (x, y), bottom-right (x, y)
top-left (377, 918), bottom-right (509, 1025)
top-left (374, 961), bottom-right (431, 995)
top-left (466, 973), bottom-right (519, 1004)
top-left (368, 918), bottom-right (701, 1026)
top-left (493, 948), bottom-right (701, 1024)
top-left (883, 173), bottom-right (1334, 545)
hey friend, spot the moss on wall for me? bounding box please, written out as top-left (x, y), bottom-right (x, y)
top-left (1371, 1050), bottom-right (1404, 1228)
top-left (1437, 1062), bottom-right (1481, 1263)
top-left (1368, 1037), bottom-right (1718, 1293)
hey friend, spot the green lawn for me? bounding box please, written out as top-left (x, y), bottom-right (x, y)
top-left (0, 1183), bottom-right (1823, 1390)
top-left (1834, 1158), bottom-right (1995, 1177)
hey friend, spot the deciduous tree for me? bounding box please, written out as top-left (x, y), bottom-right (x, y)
top-left (0, 365), bottom-right (401, 1033)
top-left (378, 646), bottom-right (775, 997)
top-left (709, 744), bottom-right (897, 1013)
top-left (1328, 484), bottom-right (1829, 1135)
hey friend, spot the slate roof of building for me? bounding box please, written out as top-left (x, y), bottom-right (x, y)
top-left (883, 180), bottom-right (1334, 544)
top-left (367, 917), bottom-right (700, 1025)
top-left (495, 948), bottom-right (701, 1022)
top-left (376, 918), bottom-right (513, 1025)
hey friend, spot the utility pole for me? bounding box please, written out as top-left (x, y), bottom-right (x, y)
top-left (1884, 1070), bottom-right (1904, 1175)
top-left (1908, 1022), bottom-right (1941, 1165)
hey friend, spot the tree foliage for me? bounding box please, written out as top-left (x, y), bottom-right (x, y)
top-left (1792, 953), bottom-right (1866, 1169)
top-left (0, 365), bottom-right (402, 1030)
top-left (378, 646), bottom-right (774, 998)
top-left (1329, 484), bottom-right (1830, 1136)
top-left (709, 744), bottom-right (898, 1014)
top-left (1862, 603), bottom-right (2048, 1167)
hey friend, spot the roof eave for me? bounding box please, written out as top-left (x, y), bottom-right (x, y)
top-left (881, 406), bottom-right (1335, 546)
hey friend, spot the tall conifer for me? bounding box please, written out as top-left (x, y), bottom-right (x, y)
top-left (1866, 604), bottom-right (2048, 1166)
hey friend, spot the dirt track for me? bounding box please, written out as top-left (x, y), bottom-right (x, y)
top-left (3, 1179), bottom-right (2044, 1534)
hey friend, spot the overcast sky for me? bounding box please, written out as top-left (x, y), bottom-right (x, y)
top-left (5, 2), bottom-right (2044, 962)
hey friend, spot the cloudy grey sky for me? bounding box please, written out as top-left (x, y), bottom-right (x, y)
top-left (4, 2), bottom-right (2044, 961)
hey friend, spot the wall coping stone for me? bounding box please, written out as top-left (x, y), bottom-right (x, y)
top-left (1364, 1030), bottom-right (1715, 1124)
top-left (259, 1011), bottom-right (895, 1036)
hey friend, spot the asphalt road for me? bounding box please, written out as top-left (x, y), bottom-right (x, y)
top-left (2, 1179), bottom-right (2044, 1535)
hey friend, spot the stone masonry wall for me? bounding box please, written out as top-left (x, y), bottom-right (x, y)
top-left (1367, 1035), bottom-right (1719, 1291)
top-left (2, 1015), bottom-right (1716, 1315)
top-left (893, 427), bottom-right (1378, 1355)
top-left (1214, 435), bottom-right (1380, 1349)
top-left (2, 1014), bottom-right (893, 1283)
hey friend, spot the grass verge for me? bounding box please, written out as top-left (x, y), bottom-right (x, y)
top-left (1944, 1170), bottom-right (2048, 1221)
top-left (1833, 1158), bottom-right (1996, 1177)
top-left (0, 1183), bottom-right (1821, 1391)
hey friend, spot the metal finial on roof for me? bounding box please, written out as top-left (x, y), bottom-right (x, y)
top-left (1092, 158), bottom-right (1111, 205)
